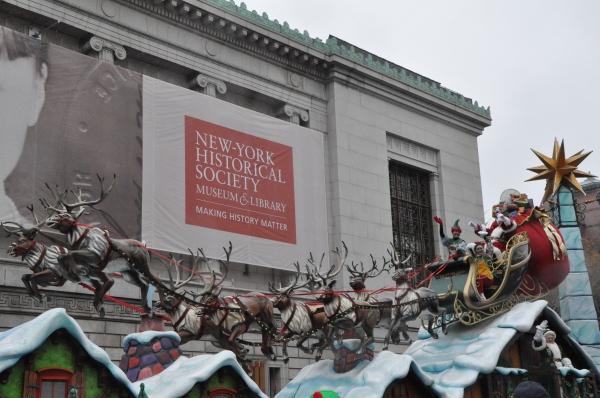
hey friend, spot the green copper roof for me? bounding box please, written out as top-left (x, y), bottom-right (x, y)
top-left (203, 0), bottom-right (491, 118)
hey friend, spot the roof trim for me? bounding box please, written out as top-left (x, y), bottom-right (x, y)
top-left (201, 0), bottom-right (491, 118)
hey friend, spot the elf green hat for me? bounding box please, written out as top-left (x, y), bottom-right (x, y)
top-left (451, 219), bottom-right (461, 232)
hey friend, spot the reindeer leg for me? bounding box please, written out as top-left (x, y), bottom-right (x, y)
top-left (353, 325), bottom-right (370, 356)
top-left (121, 270), bottom-right (152, 315)
top-left (260, 316), bottom-right (277, 361)
top-left (296, 335), bottom-right (313, 355)
top-left (22, 274), bottom-right (41, 302)
top-left (383, 312), bottom-right (401, 350)
top-left (28, 270), bottom-right (61, 303)
top-left (440, 307), bottom-right (448, 335)
top-left (176, 331), bottom-right (196, 345)
top-left (90, 272), bottom-right (114, 318)
top-left (227, 324), bottom-right (247, 357)
top-left (314, 329), bottom-right (330, 362)
top-left (261, 329), bottom-right (277, 361)
top-left (397, 315), bottom-right (413, 343)
top-left (426, 316), bottom-right (438, 339)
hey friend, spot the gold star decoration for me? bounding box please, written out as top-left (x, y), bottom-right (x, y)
top-left (526, 138), bottom-right (595, 204)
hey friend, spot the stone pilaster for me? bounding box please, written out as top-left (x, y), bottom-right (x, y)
top-left (81, 36), bottom-right (126, 64)
top-left (555, 186), bottom-right (600, 369)
top-left (275, 104), bottom-right (309, 125)
top-left (188, 74), bottom-right (227, 97)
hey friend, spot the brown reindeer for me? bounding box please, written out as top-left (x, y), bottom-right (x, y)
top-left (269, 262), bottom-right (331, 363)
top-left (346, 254), bottom-right (394, 328)
top-left (155, 252), bottom-right (234, 344)
top-left (155, 246), bottom-right (258, 374)
top-left (3, 206), bottom-right (69, 303)
top-left (190, 243), bottom-right (278, 363)
top-left (41, 175), bottom-right (160, 317)
top-left (307, 243), bottom-right (381, 358)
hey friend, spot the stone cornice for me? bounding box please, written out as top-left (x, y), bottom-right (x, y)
top-left (196, 0), bottom-right (491, 119)
top-left (120, 0), bottom-right (326, 79)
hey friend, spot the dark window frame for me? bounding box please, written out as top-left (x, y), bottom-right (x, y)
top-left (389, 161), bottom-right (435, 283)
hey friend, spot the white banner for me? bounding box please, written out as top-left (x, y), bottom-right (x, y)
top-left (142, 76), bottom-right (329, 268)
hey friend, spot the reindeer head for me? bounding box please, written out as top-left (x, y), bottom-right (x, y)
top-left (391, 267), bottom-right (414, 283)
top-left (4, 205), bottom-right (51, 258)
top-left (306, 242), bottom-right (348, 303)
top-left (42, 174), bottom-right (115, 233)
top-left (386, 243), bottom-right (413, 284)
top-left (268, 262), bottom-right (309, 310)
top-left (346, 254), bottom-right (391, 291)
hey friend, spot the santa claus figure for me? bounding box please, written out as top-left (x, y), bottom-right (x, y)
top-left (468, 212), bottom-right (517, 253)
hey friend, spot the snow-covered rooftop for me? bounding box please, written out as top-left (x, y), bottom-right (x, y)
top-left (277, 300), bottom-right (599, 398)
top-left (0, 309), bottom-right (267, 398)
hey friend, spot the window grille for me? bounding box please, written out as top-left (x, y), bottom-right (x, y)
top-left (389, 162), bottom-right (434, 283)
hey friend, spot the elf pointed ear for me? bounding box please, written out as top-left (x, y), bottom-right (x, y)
top-left (329, 280), bottom-right (337, 288)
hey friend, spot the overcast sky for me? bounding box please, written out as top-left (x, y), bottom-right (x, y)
top-left (243, 0), bottom-right (600, 218)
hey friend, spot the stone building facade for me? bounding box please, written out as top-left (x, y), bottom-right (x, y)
top-left (0, 0), bottom-right (491, 392)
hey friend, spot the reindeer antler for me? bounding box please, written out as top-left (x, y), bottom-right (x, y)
top-left (1, 203), bottom-right (56, 240)
top-left (42, 174), bottom-right (116, 219)
top-left (269, 262), bottom-right (306, 295)
top-left (365, 254), bottom-right (390, 279)
top-left (387, 242), bottom-right (412, 269)
top-left (158, 251), bottom-right (202, 291)
top-left (346, 261), bottom-right (364, 278)
top-left (308, 242), bottom-right (348, 286)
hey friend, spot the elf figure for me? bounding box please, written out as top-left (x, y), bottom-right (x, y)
top-left (470, 242), bottom-right (494, 301)
top-left (434, 217), bottom-right (466, 260)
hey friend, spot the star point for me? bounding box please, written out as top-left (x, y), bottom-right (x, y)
top-left (526, 138), bottom-right (595, 204)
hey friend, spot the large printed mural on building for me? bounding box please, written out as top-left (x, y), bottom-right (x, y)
top-left (0, 27), bottom-right (328, 268)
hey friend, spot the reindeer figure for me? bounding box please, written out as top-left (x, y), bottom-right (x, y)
top-left (193, 243), bottom-right (278, 364)
top-left (41, 175), bottom-right (160, 317)
top-left (307, 243), bottom-right (381, 358)
top-left (156, 246), bottom-right (254, 374)
top-left (383, 245), bottom-right (447, 349)
top-left (269, 263), bottom-right (331, 363)
top-left (3, 206), bottom-right (69, 303)
top-left (347, 255), bottom-right (391, 303)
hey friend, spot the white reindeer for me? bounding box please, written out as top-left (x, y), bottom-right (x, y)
top-left (383, 246), bottom-right (447, 349)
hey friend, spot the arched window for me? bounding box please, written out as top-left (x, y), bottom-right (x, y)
top-left (36, 368), bottom-right (74, 398)
top-left (209, 387), bottom-right (237, 398)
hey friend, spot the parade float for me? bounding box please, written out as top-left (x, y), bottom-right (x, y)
top-left (0, 113), bottom-right (599, 398)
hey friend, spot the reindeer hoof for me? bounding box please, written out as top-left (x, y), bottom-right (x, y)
top-left (95, 306), bottom-right (106, 318)
top-left (315, 356), bottom-right (321, 362)
top-left (283, 357), bottom-right (289, 364)
top-left (382, 346), bottom-right (389, 351)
